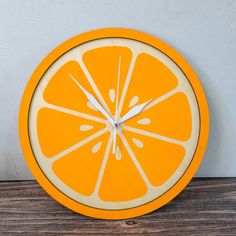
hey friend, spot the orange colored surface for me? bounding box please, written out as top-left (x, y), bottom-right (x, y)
top-left (123, 130), bottom-right (185, 186)
top-left (121, 53), bottom-right (178, 116)
top-left (52, 132), bottom-right (110, 196)
top-left (37, 108), bottom-right (106, 157)
top-left (19, 28), bottom-right (209, 219)
top-left (99, 136), bottom-right (147, 202)
top-left (125, 93), bottom-right (192, 141)
top-left (83, 46), bottom-right (132, 116)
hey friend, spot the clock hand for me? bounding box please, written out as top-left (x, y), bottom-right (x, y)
top-left (119, 99), bottom-right (152, 124)
top-left (69, 74), bottom-right (115, 125)
top-left (112, 126), bottom-right (117, 154)
top-left (113, 55), bottom-right (121, 154)
top-left (115, 55), bottom-right (121, 122)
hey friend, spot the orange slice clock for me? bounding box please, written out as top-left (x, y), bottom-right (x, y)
top-left (19, 28), bottom-right (209, 219)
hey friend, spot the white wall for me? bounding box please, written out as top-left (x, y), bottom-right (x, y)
top-left (0, 0), bottom-right (236, 180)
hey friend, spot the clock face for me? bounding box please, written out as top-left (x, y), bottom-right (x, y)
top-left (19, 28), bottom-right (209, 219)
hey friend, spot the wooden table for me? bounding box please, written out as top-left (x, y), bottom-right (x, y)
top-left (0, 178), bottom-right (236, 235)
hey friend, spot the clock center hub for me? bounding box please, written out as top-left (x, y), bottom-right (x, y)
top-left (114, 121), bottom-right (119, 128)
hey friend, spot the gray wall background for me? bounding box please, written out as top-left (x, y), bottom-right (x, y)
top-left (0, 0), bottom-right (236, 180)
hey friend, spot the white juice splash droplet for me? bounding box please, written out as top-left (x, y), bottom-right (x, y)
top-left (132, 138), bottom-right (144, 148)
top-left (80, 125), bottom-right (94, 131)
top-left (109, 89), bottom-right (115, 103)
top-left (137, 118), bottom-right (151, 125)
top-left (91, 141), bottom-right (102, 153)
top-left (129, 96), bottom-right (139, 108)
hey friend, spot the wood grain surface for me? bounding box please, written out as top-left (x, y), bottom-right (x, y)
top-left (0, 178), bottom-right (236, 235)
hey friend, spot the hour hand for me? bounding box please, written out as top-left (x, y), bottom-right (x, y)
top-left (119, 99), bottom-right (152, 124)
top-left (69, 74), bottom-right (114, 125)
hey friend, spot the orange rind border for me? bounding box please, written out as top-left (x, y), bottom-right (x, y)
top-left (19, 28), bottom-right (209, 219)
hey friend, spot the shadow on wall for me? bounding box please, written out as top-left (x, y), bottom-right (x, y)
top-left (192, 61), bottom-right (233, 177)
top-left (3, 101), bottom-right (33, 180)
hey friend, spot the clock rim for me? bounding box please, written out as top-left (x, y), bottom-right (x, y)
top-left (18, 28), bottom-right (209, 219)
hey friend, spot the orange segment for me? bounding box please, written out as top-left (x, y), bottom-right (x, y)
top-left (37, 108), bottom-right (106, 157)
top-left (83, 46), bottom-right (132, 116)
top-left (52, 132), bottom-right (110, 196)
top-left (43, 60), bottom-right (104, 118)
top-left (125, 92), bottom-right (192, 141)
top-left (99, 136), bottom-right (147, 202)
top-left (123, 130), bottom-right (185, 186)
top-left (121, 53), bottom-right (178, 116)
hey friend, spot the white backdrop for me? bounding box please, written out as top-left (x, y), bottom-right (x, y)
top-left (0, 0), bottom-right (236, 180)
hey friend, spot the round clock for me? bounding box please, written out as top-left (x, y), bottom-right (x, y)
top-left (19, 28), bottom-right (209, 219)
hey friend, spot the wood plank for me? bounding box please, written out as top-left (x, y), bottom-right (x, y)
top-left (0, 178), bottom-right (236, 235)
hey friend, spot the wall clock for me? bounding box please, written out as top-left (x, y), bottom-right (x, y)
top-left (19, 28), bottom-right (209, 219)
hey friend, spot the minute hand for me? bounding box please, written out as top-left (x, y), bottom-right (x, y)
top-left (69, 74), bottom-right (114, 125)
top-left (119, 99), bottom-right (152, 124)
